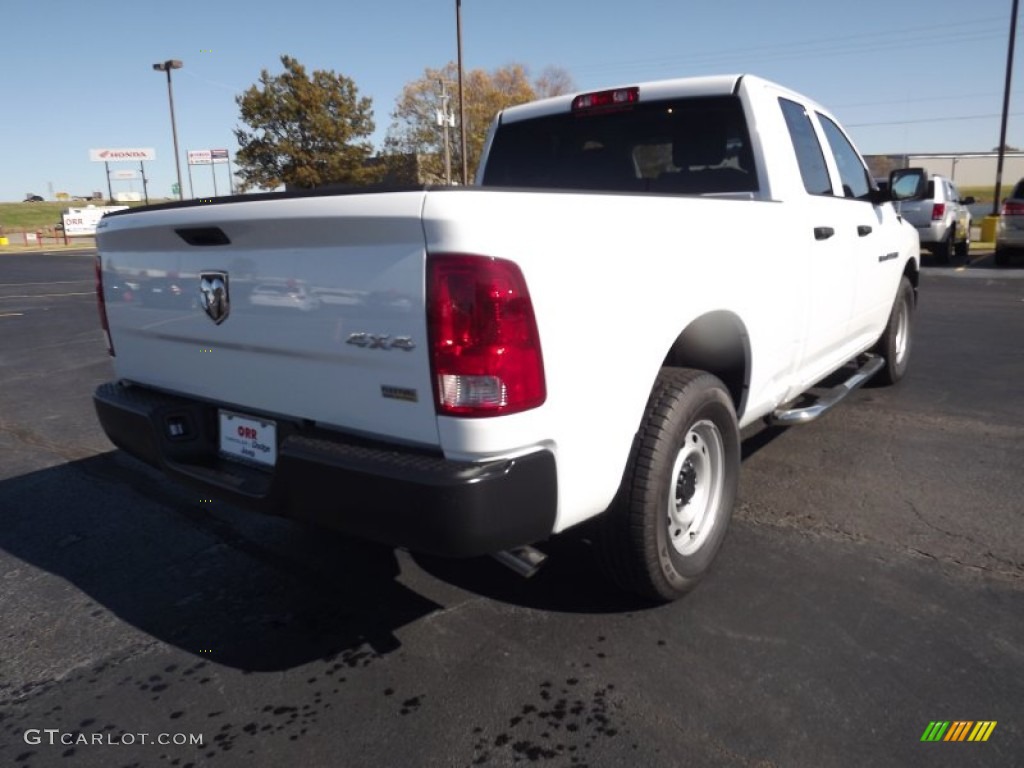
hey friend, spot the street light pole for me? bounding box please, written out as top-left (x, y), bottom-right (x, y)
top-left (153, 59), bottom-right (185, 201)
top-left (456, 0), bottom-right (468, 185)
top-left (993, 0), bottom-right (1019, 215)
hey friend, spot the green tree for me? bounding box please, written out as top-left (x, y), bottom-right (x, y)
top-left (234, 55), bottom-right (380, 191)
top-left (385, 63), bottom-right (575, 184)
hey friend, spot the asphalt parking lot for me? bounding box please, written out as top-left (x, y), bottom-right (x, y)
top-left (0, 249), bottom-right (1021, 767)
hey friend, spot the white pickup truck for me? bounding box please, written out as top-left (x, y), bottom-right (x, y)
top-left (93, 74), bottom-right (925, 601)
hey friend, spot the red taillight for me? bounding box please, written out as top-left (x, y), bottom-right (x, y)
top-left (931, 203), bottom-right (945, 221)
top-left (571, 87), bottom-right (639, 112)
top-left (95, 255), bottom-right (114, 356)
top-left (1002, 201), bottom-right (1024, 216)
top-left (427, 254), bottom-right (545, 416)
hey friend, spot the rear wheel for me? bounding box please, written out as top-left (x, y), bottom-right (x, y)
top-left (933, 232), bottom-right (953, 265)
top-left (598, 369), bottom-right (739, 602)
top-left (994, 248), bottom-right (1010, 267)
top-left (953, 226), bottom-right (969, 264)
top-left (872, 276), bottom-right (915, 386)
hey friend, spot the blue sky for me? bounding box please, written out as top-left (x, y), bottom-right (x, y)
top-left (1, 0), bottom-right (1020, 201)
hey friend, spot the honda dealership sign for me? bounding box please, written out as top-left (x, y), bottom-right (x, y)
top-left (89, 148), bottom-right (156, 162)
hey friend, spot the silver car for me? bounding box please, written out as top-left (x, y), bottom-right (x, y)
top-left (895, 174), bottom-right (974, 264)
top-left (995, 178), bottom-right (1024, 267)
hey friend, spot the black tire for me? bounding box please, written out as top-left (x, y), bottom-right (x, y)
top-left (933, 232), bottom-right (953, 265)
top-left (872, 276), bottom-right (915, 386)
top-left (953, 226), bottom-right (969, 264)
top-left (994, 248), bottom-right (1010, 267)
top-left (598, 368), bottom-right (739, 602)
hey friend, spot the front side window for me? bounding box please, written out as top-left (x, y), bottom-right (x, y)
top-left (818, 115), bottom-right (871, 200)
top-left (779, 98), bottom-right (831, 196)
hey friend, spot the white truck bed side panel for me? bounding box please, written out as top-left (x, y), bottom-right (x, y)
top-left (422, 189), bottom-right (804, 532)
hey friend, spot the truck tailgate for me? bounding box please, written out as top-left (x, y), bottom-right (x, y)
top-left (96, 192), bottom-right (440, 448)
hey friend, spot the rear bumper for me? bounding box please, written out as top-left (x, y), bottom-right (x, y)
top-left (93, 381), bottom-right (557, 557)
top-left (995, 222), bottom-right (1024, 249)
top-left (913, 221), bottom-right (950, 247)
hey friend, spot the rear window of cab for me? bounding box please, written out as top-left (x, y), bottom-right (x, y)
top-left (482, 95), bottom-right (758, 195)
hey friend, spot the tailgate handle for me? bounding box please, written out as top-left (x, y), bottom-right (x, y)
top-left (176, 227), bottom-right (231, 246)
top-left (814, 226), bottom-right (835, 241)
top-left (857, 225), bottom-right (873, 237)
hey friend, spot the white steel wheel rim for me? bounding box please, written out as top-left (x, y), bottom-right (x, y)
top-left (666, 419), bottom-right (725, 557)
top-left (894, 298), bottom-right (909, 366)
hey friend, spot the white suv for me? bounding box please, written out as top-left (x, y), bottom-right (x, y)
top-left (895, 174), bottom-right (974, 264)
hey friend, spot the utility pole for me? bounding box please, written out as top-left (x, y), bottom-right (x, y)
top-left (993, 0), bottom-right (1019, 215)
top-left (456, 0), bottom-right (468, 185)
top-left (437, 80), bottom-right (454, 185)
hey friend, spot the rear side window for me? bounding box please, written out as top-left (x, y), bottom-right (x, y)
top-left (1013, 180), bottom-right (1024, 198)
top-left (818, 115), bottom-right (871, 199)
top-left (779, 98), bottom-right (831, 196)
top-left (481, 95), bottom-right (758, 195)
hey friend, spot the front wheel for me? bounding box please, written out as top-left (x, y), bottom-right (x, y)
top-left (872, 276), bottom-right (915, 386)
top-left (598, 369), bottom-right (740, 602)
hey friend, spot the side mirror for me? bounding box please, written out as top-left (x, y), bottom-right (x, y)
top-left (890, 167), bottom-right (928, 201)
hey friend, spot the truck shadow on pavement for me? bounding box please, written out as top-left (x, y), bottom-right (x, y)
top-left (411, 425), bottom-right (795, 613)
top-left (411, 532), bottom-right (643, 615)
top-left (0, 452), bottom-right (442, 674)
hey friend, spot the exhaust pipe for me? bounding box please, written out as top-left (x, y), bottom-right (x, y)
top-left (491, 545), bottom-right (548, 578)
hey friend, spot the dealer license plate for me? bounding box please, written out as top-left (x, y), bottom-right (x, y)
top-left (219, 410), bottom-right (277, 468)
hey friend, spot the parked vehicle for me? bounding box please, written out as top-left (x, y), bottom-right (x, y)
top-left (893, 175), bottom-right (973, 264)
top-left (249, 281), bottom-right (320, 312)
top-left (23, 194), bottom-right (44, 203)
top-left (92, 74), bottom-right (926, 602)
top-left (995, 178), bottom-right (1024, 267)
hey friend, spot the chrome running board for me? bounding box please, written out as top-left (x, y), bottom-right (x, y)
top-left (767, 354), bottom-right (885, 426)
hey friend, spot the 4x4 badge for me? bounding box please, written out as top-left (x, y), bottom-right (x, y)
top-left (346, 333), bottom-right (415, 351)
top-left (199, 271), bottom-right (230, 325)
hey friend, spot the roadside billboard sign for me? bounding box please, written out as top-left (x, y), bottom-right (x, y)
top-left (211, 149), bottom-right (229, 164)
top-left (188, 150), bottom-right (212, 165)
top-left (89, 148), bottom-right (156, 162)
top-left (62, 205), bottom-right (130, 237)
